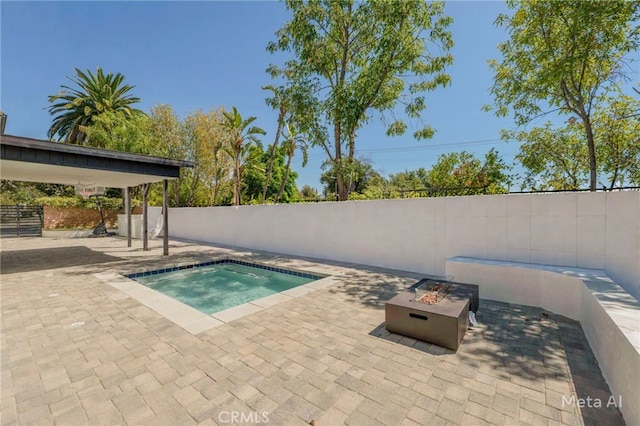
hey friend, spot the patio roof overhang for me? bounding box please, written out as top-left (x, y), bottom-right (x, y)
top-left (0, 134), bottom-right (194, 255)
top-left (0, 134), bottom-right (192, 187)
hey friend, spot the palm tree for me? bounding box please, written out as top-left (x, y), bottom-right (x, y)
top-left (221, 106), bottom-right (266, 205)
top-left (276, 122), bottom-right (308, 203)
top-left (47, 67), bottom-right (143, 144)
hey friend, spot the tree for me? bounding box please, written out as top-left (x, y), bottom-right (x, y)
top-left (427, 149), bottom-right (511, 195)
top-left (276, 123), bottom-right (308, 203)
top-left (299, 185), bottom-right (319, 201)
top-left (268, 0), bottom-right (454, 200)
top-left (261, 85), bottom-right (287, 204)
top-left (388, 168), bottom-right (430, 198)
top-left (221, 106), bottom-right (266, 205)
top-left (508, 90), bottom-right (640, 190)
top-left (320, 156), bottom-right (384, 199)
top-left (184, 108), bottom-right (233, 206)
top-left (487, 0), bottom-right (640, 191)
top-left (511, 123), bottom-right (581, 191)
top-left (47, 67), bottom-right (144, 144)
top-left (81, 110), bottom-right (153, 153)
top-left (146, 105), bottom-right (189, 207)
top-left (593, 93), bottom-right (640, 188)
top-left (242, 144), bottom-right (299, 204)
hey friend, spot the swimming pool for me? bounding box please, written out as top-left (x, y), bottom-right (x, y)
top-left (129, 260), bottom-right (321, 314)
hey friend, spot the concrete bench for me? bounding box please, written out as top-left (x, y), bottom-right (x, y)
top-left (446, 256), bottom-right (640, 426)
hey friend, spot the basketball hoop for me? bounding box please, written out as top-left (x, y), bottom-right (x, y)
top-left (74, 184), bottom-right (106, 199)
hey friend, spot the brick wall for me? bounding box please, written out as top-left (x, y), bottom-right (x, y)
top-left (44, 207), bottom-right (121, 229)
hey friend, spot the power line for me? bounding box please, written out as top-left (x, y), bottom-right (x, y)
top-left (356, 137), bottom-right (509, 154)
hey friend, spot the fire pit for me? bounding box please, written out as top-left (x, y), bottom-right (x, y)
top-left (385, 278), bottom-right (479, 350)
top-left (414, 279), bottom-right (454, 304)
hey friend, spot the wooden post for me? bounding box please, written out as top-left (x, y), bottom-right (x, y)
top-left (124, 187), bottom-right (132, 247)
top-left (142, 183), bottom-right (149, 251)
top-left (163, 179), bottom-right (169, 256)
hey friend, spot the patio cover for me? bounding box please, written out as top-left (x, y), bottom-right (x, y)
top-left (0, 134), bottom-right (194, 254)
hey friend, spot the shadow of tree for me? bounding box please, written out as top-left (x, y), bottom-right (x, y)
top-left (369, 299), bottom-right (624, 425)
top-left (327, 270), bottom-right (420, 309)
top-left (55, 248), bottom-right (235, 277)
top-left (0, 246), bottom-right (123, 274)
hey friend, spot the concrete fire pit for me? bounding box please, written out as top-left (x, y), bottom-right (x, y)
top-left (385, 279), bottom-right (479, 350)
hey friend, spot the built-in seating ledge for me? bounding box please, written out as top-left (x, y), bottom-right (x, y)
top-left (445, 256), bottom-right (640, 426)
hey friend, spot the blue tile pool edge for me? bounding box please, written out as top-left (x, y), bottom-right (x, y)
top-left (124, 257), bottom-right (327, 281)
top-left (93, 258), bottom-right (340, 335)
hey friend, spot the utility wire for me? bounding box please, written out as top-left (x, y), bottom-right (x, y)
top-left (356, 137), bottom-right (510, 154)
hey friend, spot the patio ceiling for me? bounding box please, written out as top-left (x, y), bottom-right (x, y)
top-left (0, 134), bottom-right (193, 187)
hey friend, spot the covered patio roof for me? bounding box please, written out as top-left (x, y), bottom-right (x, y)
top-left (0, 134), bottom-right (194, 255)
top-left (0, 134), bottom-right (192, 187)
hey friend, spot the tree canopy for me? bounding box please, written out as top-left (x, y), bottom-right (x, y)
top-left (509, 92), bottom-right (640, 190)
top-left (268, 0), bottom-right (454, 200)
top-left (221, 106), bottom-right (266, 206)
top-left (427, 149), bottom-right (511, 195)
top-left (487, 0), bottom-right (640, 190)
top-left (47, 67), bottom-right (144, 144)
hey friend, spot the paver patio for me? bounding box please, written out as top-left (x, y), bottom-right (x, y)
top-left (0, 237), bottom-right (625, 425)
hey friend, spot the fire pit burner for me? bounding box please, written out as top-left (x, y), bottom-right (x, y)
top-left (414, 280), bottom-right (454, 304)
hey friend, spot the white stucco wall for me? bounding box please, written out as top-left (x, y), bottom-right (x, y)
top-left (159, 191), bottom-right (640, 301)
top-left (116, 210), bottom-right (162, 239)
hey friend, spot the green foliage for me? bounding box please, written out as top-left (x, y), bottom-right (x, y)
top-left (510, 122), bottom-right (589, 190)
top-left (261, 85), bottom-right (288, 203)
top-left (31, 196), bottom-right (128, 210)
top-left (487, 0), bottom-right (640, 190)
top-left (427, 149), bottom-right (511, 195)
top-left (144, 105), bottom-right (232, 208)
top-left (86, 197), bottom-right (127, 210)
top-left (275, 123), bottom-right (307, 203)
top-left (48, 67), bottom-right (144, 144)
top-left (242, 144), bottom-right (299, 204)
top-left (221, 106), bottom-right (266, 205)
top-left (34, 196), bottom-right (83, 208)
top-left (0, 191), bottom-right (16, 205)
top-left (268, 0), bottom-right (454, 200)
top-left (319, 150), bottom-right (511, 199)
top-left (593, 92), bottom-right (640, 187)
top-left (1, 182), bottom-right (46, 205)
top-left (299, 185), bottom-right (319, 201)
top-left (320, 157), bottom-right (384, 199)
top-left (140, 104), bottom-right (299, 207)
top-left (183, 107), bottom-right (234, 206)
top-left (511, 92), bottom-right (640, 190)
top-left (388, 168), bottom-right (430, 198)
top-left (81, 110), bottom-right (154, 153)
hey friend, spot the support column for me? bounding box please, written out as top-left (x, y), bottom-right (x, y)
top-left (124, 187), bottom-right (132, 248)
top-left (142, 183), bottom-right (149, 251)
top-left (163, 179), bottom-right (169, 256)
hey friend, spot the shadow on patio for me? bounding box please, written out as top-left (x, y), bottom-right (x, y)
top-left (368, 300), bottom-right (625, 426)
top-left (0, 245), bottom-right (124, 274)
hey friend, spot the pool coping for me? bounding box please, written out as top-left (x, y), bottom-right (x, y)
top-left (93, 256), bottom-right (338, 334)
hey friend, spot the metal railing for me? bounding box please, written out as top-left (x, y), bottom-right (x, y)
top-left (0, 205), bottom-right (44, 237)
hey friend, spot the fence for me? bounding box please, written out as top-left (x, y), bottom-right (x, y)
top-left (0, 205), bottom-right (44, 237)
top-left (159, 191), bottom-right (640, 301)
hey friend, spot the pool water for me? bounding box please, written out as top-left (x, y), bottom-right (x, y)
top-left (132, 262), bottom-right (317, 314)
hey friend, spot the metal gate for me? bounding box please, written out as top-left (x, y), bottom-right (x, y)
top-left (0, 205), bottom-right (44, 237)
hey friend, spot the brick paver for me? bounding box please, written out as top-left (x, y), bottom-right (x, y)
top-left (0, 237), bottom-right (625, 425)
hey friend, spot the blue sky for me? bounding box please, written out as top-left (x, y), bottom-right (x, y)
top-left (2, 1), bottom-right (523, 191)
